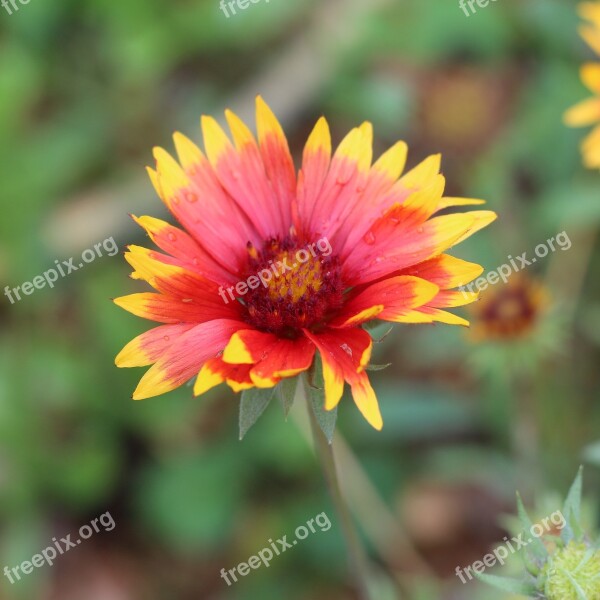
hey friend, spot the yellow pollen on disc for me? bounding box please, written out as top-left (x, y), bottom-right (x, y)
top-left (267, 250), bottom-right (322, 303)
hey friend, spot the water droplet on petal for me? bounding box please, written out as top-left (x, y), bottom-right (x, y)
top-left (340, 343), bottom-right (353, 356)
top-left (417, 226), bottom-right (424, 234)
top-left (167, 232), bottom-right (177, 242)
top-left (185, 192), bottom-right (198, 203)
top-left (363, 231), bottom-right (376, 245)
top-left (163, 335), bottom-right (170, 341)
top-left (192, 257), bottom-right (200, 266)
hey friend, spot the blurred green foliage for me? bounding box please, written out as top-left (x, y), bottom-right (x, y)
top-left (0, 0), bottom-right (599, 598)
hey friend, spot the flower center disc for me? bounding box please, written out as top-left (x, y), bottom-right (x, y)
top-left (241, 237), bottom-right (344, 336)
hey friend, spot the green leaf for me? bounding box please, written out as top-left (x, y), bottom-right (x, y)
top-left (516, 493), bottom-right (548, 560)
top-left (239, 387), bottom-right (275, 440)
top-left (305, 359), bottom-right (337, 444)
top-left (475, 572), bottom-right (537, 596)
top-left (135, 448), bottom-right (244, 551)
top-left (362, 319), bottom-right (385, 331)
top-left (276, 377), bottom-right (298, 419)
top-left (563, 466), bottom-right (583, 521)
top-left (364, 322), bottom-right (394, 342)
top-left (561, 466), bottom-right (584, 542)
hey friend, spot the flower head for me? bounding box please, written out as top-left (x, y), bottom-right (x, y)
top-left (114, 97), bottom-right (495, 430)
top-left (544, 542), bottom-right (600, 600)
top-left (478, 469), bottom-right (600, 600)
top-left (564, 1), bottom-right (600, 169)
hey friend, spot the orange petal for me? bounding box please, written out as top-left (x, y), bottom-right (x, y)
top-left (298, 117), bottom-right (332, 229)
top-left (350, 371), bottom-right (383, 430)
top-left (399, 254), bottom-right (484, 290)
top-left (132, 215), bottom-right (233, 283)
top-left (194, 358), bottom-right (253, 395)
top-left (436, 197), bottom-right (486, 211)
top-left (303, 329), bottom-right (372, 412)
top-left (344, 210), bottom-right (497, 286)
top-left (132, 319), bottom-right (247, 400)
top-left (115, 323), bottom-right (196, 368)
top-left (148, 150), bottom-right (258, 269)
top-left (222, 329), bottom-right (273, 364)
top-left (114, 292), bottom-right (241, 324)
top-left (331, 276), bottom-right (439, 328)
top-left (250, 336), bottom-right (315, 388)
top-left (414, 306), bottom-right (470, 327)
top-left (255, 96), bottom-right (296, 227)
top-left (398, 154), bottom-right (441, 190)
top-left (304, 123), bottom-right (373, 235)
top-left (304, 329), bottom-right (382, 429)
top-left (398, 173), bottom-right (446, 224)
top-left (173, 132), bottom-right (203, 170)
top-left (431, 290), bottom-right (479, 308)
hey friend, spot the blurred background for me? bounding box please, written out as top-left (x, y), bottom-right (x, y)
top-left (0, 0), bottom-right (599, 598)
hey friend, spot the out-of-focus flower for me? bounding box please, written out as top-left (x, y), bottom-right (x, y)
top-left (416, 65), bottom-right (515, 158)
top-left (579, 1), bottom-right (600, 53)
top-left (466, 274), bottom-right (566, 378)
top-left (114, 97), bottom-right (496, 430)
top-left (469, 274), bottom-right (548, 342)
top-left (564, 2), bottom-right (600, 169)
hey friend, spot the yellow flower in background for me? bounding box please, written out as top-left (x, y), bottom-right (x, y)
top-left (579, 1), bottom-right (600, 53)
top-left (565, 1), bottom-right (600, 169)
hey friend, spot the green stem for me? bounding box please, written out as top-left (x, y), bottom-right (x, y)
top-left (301, 377), bottom-right (373, 600)
top-left (513, 373), bottom-right (539, 499)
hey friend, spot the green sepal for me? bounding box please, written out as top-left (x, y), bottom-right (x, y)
top-left (474, 572), bottom-right (537, 596)
top-left (516, 492), bottom-right (548, 560)
top-left (305, 357), bottom-right (337, 444)
top-left (561, 466), bottom-right (584, 543)
top-left (365, 362), bottom-right (392, 371)
top-left (239, 387), bottom-right (275, 440)
top-left (276, 377), bottom-right (298, 419)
